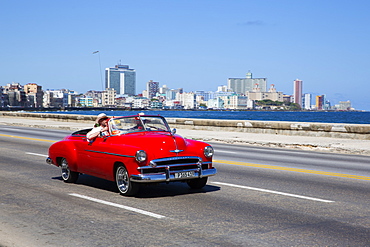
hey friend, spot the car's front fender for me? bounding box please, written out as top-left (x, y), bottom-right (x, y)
top-left (48, 140), bottom-right (78, 171)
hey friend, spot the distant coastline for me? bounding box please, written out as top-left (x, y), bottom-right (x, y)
top-left (0, 106), bottom-right (367, 113)
top-left (1, 107), bottom-right (369, 125)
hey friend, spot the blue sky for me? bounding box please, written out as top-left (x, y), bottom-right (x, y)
top-left (1, 0), bottom-right (369, 110)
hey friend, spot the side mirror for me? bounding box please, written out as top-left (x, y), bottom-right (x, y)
top-left (171, 128), bottom-right (176, 135)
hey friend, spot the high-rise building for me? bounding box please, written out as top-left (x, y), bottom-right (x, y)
top-left (146, 80), bottom-right (159, 99)
top-left (228, 71), bottom-right (267, 94)
top-left (105, 65), bottom-right (136, 95)
top-left (316, 95), bottom-right (324, 110)
top-left (303, 93), bottom-right (312, 110)
top-left (293, 79), bottom-right (303, 107)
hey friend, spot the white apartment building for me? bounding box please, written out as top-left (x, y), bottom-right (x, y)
top-left (101, 88), bottom-right (116, 106)
top-left (132, 97), bottom-right (150, 109)
top-left (177, 92), bottom-right (196, 109)
top-left (207, 97), bottom-right (224, 109)
top-left (220, 95), bottom-right (253, 109)
top-left (303, 93), bottom-right (312, 110)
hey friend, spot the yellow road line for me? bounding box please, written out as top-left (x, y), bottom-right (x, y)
top-left (0, 134), bottom-right (55, 143)
top-left (213, 159), bottom-right (370, 181)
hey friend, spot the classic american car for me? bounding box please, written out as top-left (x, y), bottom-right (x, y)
top-left (47, 114), bottom-right (216, 196)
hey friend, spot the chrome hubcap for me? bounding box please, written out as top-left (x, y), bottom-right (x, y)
top-left (116, 167), bottom-right (129, 193)
top-left (61, 159), bottom-right (69, 180)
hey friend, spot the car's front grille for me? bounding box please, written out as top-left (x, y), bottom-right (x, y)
top-left (152, 157), bottom-right (200, 166)
top-left (141, 164), bottom-right (209, 174)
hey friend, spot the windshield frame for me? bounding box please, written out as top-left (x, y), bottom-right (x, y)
top-left (108, 115), bottom-right (171, 136)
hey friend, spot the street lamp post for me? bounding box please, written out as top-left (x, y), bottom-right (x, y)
top-left (93, 51), bottom-right (104, 91)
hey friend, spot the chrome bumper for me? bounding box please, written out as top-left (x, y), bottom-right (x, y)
top-left (130, 167), bottom-right (217, 183)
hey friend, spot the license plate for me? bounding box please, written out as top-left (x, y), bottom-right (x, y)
top-left (174, 171), bottom-right (195, 179)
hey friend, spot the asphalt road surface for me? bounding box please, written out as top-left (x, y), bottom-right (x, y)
top-left (0, 126), bottom-right (369, 246)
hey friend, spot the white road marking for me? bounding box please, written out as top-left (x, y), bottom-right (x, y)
top-left (1, 128), bottom-right (28, 132)
top-left (26, 152), bottom-right (48, 157)
top-left (212, 181), bottom-right (334, 203)
top-left (214, 150), bottom-right (237, 154)
top-left (69, 193), bottom-right (166, 219)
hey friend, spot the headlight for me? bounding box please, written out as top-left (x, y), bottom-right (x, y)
top-left (204, 146), bottom-right (214, 158)
top-left (135, 150), bottom-right (147, 162)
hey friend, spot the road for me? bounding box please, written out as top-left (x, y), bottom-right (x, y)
top-left (0, 125), bottom-right (369, 246)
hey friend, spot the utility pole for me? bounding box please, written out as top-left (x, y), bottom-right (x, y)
top-left (93, 51), bottom-right (104, 90)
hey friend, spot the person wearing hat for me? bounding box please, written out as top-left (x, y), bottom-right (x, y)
top-left (86, 113), bottom-right (109, 141)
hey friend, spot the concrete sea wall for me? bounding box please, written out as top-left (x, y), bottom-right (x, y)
top-left (1, 112), bottom-right (370, 140)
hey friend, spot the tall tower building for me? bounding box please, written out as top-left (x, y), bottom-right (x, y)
top-left (228, 71), bottom-right (267, 94)
top-left (146, 80), bottom-right (159, 99)
top-left (293, 79), bottom-right (303, 107)
top-left (105, 65), bottom-right (136, 95)
top-left (316, 95), bottom-right (324, 110)
top-left (303, 93), bottom-right (312, 110)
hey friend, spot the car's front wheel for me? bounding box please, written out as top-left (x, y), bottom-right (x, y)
top-left (115, 165), bottom-right (140, 196)
top-left (187, 177), bottom-right (208, 189)
top-left (60, 158), bottom-right (79, 183)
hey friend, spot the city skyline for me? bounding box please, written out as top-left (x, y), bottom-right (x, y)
top-left (0, 77), bottom-right (353, 111)
top-left (0, 64), bottom-right (355, 111)
top-left (1, 1), bottom-right (369, 110)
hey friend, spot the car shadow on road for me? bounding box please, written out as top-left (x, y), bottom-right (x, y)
top-left (52, 175), bottom-right (220, 198)
top-left (136, 183), bottom-right (220, 199)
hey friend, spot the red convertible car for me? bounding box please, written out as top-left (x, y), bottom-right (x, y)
top-left (47, 114), bottom-right (216, 196)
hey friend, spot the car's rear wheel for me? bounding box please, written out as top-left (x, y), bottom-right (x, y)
top-left (115, 165), bottom-right (140, 196)
top-left (60, 158), bottom-right (79, 183)
top-left (187, 177), bottom-right (208, 189)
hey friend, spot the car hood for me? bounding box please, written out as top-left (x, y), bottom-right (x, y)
top-left (121, 132), bottom-right (191, 159)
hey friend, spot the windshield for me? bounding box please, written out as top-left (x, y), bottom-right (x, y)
top-left (109, 116), bottom-right (170, 135)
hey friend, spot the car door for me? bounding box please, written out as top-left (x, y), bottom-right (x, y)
top-left (80, 135), bottom-right (121, 179)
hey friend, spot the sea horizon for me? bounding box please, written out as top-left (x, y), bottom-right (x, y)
top-left (27, 109), bottom-right (370, 125)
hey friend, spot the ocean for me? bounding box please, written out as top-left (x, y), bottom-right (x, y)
top-left (36, 110), bottom-right (370, 125)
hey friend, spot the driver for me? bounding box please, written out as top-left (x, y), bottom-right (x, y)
top-left (86, 113), bottom-right (109, 142)
top-left (129, 118), bottom-right (145, 130)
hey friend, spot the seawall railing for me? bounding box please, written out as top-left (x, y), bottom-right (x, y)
top-left (1, 112), bottom-right (370, 140)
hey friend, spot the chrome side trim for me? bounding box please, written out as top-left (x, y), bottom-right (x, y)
top-left (85, 150), bottom-right (135, 158)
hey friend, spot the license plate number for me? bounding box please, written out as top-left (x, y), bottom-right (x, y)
top-left (174, 171), bottom-right (195, 179)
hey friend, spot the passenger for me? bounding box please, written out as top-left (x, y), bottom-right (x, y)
top-left (130, 118), bottom-right (144, 130)
top-left (86, 113), bottom-right (109, 141)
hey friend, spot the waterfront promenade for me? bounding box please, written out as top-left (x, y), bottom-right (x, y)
top-left (1, 116), bottom-right (370, 156)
